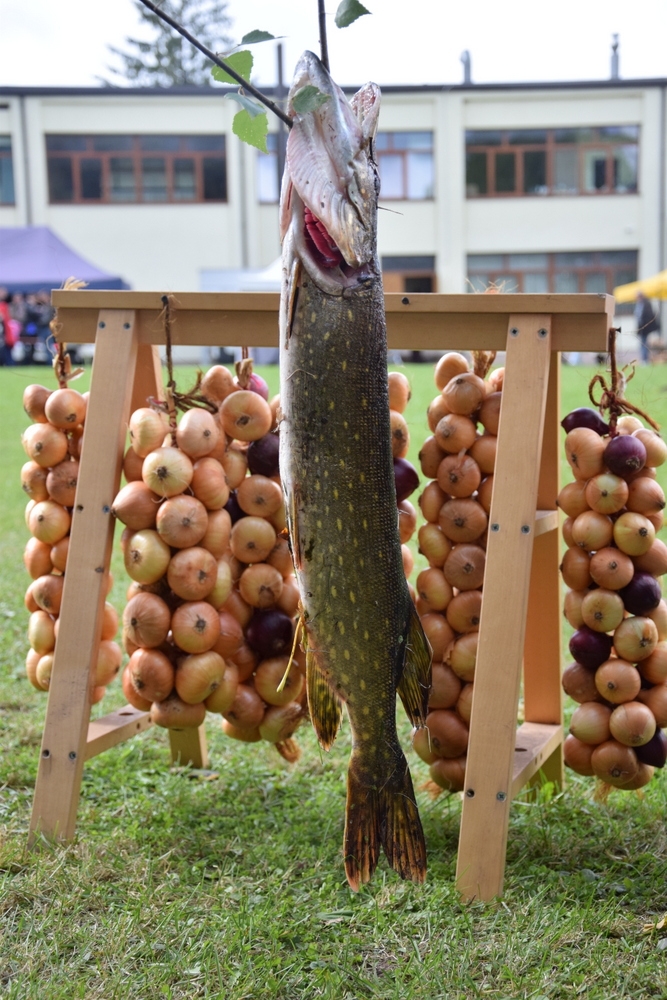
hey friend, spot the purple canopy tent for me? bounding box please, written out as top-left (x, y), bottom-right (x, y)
top-left (0, 226), bottom-right (128, 293)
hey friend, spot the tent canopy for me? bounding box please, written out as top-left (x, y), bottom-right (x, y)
top-left (613, 269), bottom-right (667, 303)
top-left (0, 226), bottom-right (128, 294)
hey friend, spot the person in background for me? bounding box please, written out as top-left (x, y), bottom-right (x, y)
top-left (0, 287), bottom-right (15, 365)
top-left (634, 291), bottom-right (660, 363)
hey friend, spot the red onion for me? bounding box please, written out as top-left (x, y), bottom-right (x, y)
top-left (245, 608), bottom-right (294, 659)
top-left (604, 435), bottom-right (647, 479)
top-left (634, 728), bottom-right (667, 768)
top-left (224, 491), bottom-right (245, 524)
top-left (247, 433), bottom-right (280, 477)
top-left (561, 408), bottom-right (610, 436)
top-left (394, 458), bottom-right (420, 502)
top-left (569, 626), bottom-right (613, 670)
top-left (618, 572), bottom-right (662, 617)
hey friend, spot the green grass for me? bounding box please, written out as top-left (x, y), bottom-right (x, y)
top-left (3, 361), bottom-right (667, 998)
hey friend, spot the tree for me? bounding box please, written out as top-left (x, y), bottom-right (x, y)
top-left (103, 0), bottom-right (234, 87)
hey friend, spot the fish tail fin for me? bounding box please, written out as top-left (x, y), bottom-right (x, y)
top-left (397, 602), bottom-right (432, 727)
top-left (344, 755), bottom-right (427, 891)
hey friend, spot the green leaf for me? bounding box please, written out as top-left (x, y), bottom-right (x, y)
top-left (211, 50), bottom-right (253, 84)
top-left (224, 91), bottom-right (265, 118)
top-left (240, 30), bottom-right (277, 45)
top-left (232, 109), bottom-right (269, 152)
top-left (292, 85), bottom-right (330, 114)
top-left (334, 0), bottom-right (371, 28)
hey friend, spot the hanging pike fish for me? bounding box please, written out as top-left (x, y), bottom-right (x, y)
top-left (279, 51), bottom-right (432, 890)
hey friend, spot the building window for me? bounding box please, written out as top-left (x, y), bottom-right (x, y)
top-left (465, 126), bottom-right (639, 197)
top-left (382, 255), bottom-right (436, 293)
top-left (0, 136), bottom-right (15, 204)
top-left (376, 132), bottom-right (434, 200)
top-left (467, 250), bottom-right (637, 311)
top-left (45, 135), bottom-right (227, 204)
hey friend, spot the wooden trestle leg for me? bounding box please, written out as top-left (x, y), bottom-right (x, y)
top-left (455, 315), bottom-right (554, 902)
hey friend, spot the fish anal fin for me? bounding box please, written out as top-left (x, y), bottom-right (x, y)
top-left (344, 755), bottom-right (426, 892)
top-left (306, 648), bottom-right (342, 751)
top-left (397, 603), bottom-right (432, 728)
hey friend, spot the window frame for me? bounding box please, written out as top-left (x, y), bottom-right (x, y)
top-left (466, 250), bottom-right (638, 312)
top-left (45, 134), bottom-right (227, 205)
top-left (465, 126), bottom-right (639, 198)
top-left (0, 135), bottom-right (16, 205)
top-left (376, 131), bottom-right (435, 201)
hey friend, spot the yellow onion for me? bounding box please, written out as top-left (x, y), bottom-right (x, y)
top-left (254, 656), bottom-right (304, 707)
top-left (589, 547), bottom-right (635, 590)
top-left (581, 589), bottom-right (625, 633)
top-left (429, 756), bottom-right (467, 792)
top-left (204, 661), bottom-right (239, 714)
top-left (436, 454), bottom-right (481, 499)
top-left (613, 616), bottom-right (658, 662)
top-left (45, 459), bottom-right (79, 507)
top-left (121, 665), bottom-right (152, 711)
top-left (156, 494), bottom-right (208, 549)
top-left (28, 500), bottom-right (71, 545)
top-left (175, 408), bottom-right (220, 460)
top-left (435, 352), bottom-right (469, 390)
top-left (563, 589), bottom-right (587, 629)
top-left (238, 563), bottom-right (284, 609)
top-left (478, 392), bottom-right (502, 435)
top-left (417, 523), bottom-right (452, 567)
top-left (424, 709), bottom-right (469, 758)
top-left (200, 364), bottom-right (236, 405)
top-left (443, 544), bottom-right (485, 591)
top-left (477, 475), bottom-right (494, 514)
top-left (259, 702), bottom-right (305, 743)
top-left (633, 538), bottom-right (667, 577)
top-left (442, 372), bottom-right (486, 416)
top-left (594, 658), bottom-right (641, 704)
top-left (456, 683), bottom-right (474, 724)
top-left (123, 446), bottom-right (144, 482)
top-left (44, 388), bottom-right (86, 429)
top-left (23, 537), bottom-right (53, 579)
top-left (200, 508), bottom-right (232, 559)
top-left (398, 499), bottom-right (417, 543)
top-left (95, 640), bottom-right (122, 686)
top-left (35, 653), bottom-right (54, 690)
top-left (222, 683), bottom-right (266, 730)
top-left (613, 511), bottom-right (655, 556)
top-left (590, 740), bottom-right (639, 786)
top-left (32, 574), bottom-right (64, 615)
top-left (564, 427), bottom-right (606, 481)
top-left (446, 631), bottom-right (478, 682)
top-left (569, 701), bottom-right (612, 744)
top-left (427, 394), bottom-right (451, 433)
top-left (633, 428), bottom-right (667, 467)
top-left (221, 718), bottom-right (262, 743)
top-left (637, 683), bottom-right (667, 727)
top-left (122, 592), bottom-right (171, 649)
top-left (585, 473), bottom-right (629, 515)
top-left (418, 481), bottom-right (449, 524)
top-left (171, 600), bottom-right (221, 653)
top-left (229, 516), bottom-right (276, 564)
top-left (167, 546), bottom-right (217, 601)
top-left (28, 610), bottom-right (56, 655)
top-left (237, 474), bottom-right (283, 518)
top-left (21, 461), bottom-right (49, 502)
top-left (609, 701), bottom-right (656, 747)
top-left (111, 480), bottom-right (161, 530)
top-left (420, 613), bottom-right (455, 661)
top-left (562, 661), bottom-right (601, 704)
top-left (219, 390), bottom-right (272, 442)
top-left (390, 410), bottom-right (410, 458)
top-left (23, 383), bottom-right (52, 423)
top-left (416, 567), bottom-right (453, 612)
top-left (128, 647), bottom-right (174, 703)
top-left (639, 642), bottom-right (667, 684)
top-left (438, 498), bottom-right (487, 544)
top-left (428, 662), bottom-right (462, 710)
top-left (563, 734), bottom-right (596, 775)
top-left (616, 415), bottom-right (644, 435)
top-left (25, 648), bottom-right (42, 691)
top-left (22, 423), bottom-right (69, 469)
top-left (412, 726), bottom-right (440, 765)
top-left (190, 457), bottom-right (230, 510)
top-left (626, 477), bottom-right (666, 518)
top-left (557, 480), bottom-right (590, 519)
top-left (646, 600), bottom-right (667, 640)
top-left (387, 371), bottom-right (411, 413)
top-left (571, 510), bottom-right (613, 552)
top-left (123, 529), bottom-right (171, 585)
top-left (151, 693), bottom-right (206, 730)
top-left (445, 590), bottom-right (482, 634)
top-left (128, 407), bottom-right (168, 458)
top-left (175, 649), bottom-right (226, 704)
top-left (220, 445), bottom-right (248, 490)
top-left (418, 436), bottom-right (446, 479)
top-left (142, 447), bottom-right (193, 498)
top-left (205, 559), bottom-right (234, 611)
top-left (434, 413), bottom-right (477, 454)
top-left (469, 435), bottom-right (497, 475)
top-left (560, 547), bottom-right (592, 591)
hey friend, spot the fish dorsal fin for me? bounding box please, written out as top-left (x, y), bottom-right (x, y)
top-left (397, 603), bottom-right (432, 728)
top-left (306, 648), bottom-right (342, 751)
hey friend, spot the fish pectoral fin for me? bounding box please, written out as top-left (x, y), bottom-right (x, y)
top-left (306, 648), bottom-right (342, 751)
top-left (397, 603), bottom-right (433, 728)
top-left (344, 755), bottom-right (426, 892)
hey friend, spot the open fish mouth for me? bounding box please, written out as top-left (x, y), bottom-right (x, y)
top-left (281, 51), bottom-right (380, 293)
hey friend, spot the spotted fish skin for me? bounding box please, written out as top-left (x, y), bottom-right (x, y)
top-left (279, 52), bottom-right (431, 890)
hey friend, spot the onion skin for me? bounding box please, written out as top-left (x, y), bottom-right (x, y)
top-left (634, 728), bottom-right (667, 768)
top-left (613, 512), bottom-right (655, 557)
top-left (633, 539), bottom-right (667, 577)
top-left (637, 683), bottom-right (667, 727)
top-left (424, 709), bottom-right (469, 758)
top-left (122, 592), bottom-right (171, 649)
top-left (561, 408), bottom-right (609, 436)
top-left (412, 726), bottom-right (440, 765)
top-left (604, 435), bottom-right (647, 479)
top-left (420, 613), bottom-right (456, 662)
top-left (638, 642), bottom-right (667, 685)
top-left (564, 427), bottom-right (606, 480)
top-left (435, 352), bottom-right (469, 390)
top-left (589, 548), bottom-right (634, 591)
top-left (581, 588), bottom-right (624, 633)
top-left (594, 658), bottom-right (641, 704)
top-left (428, 662), bottom-right (462, 710)
top-left (222, 683), bottom-right (266, 730)
top-left (429, 756), bottom-right (467, 792)
top-left (175, 649), bottom-right (226, 704)
top-left (151, 693), bottom-right (206, 730)
top-left (609, 701), bottom-right (656, 747)
top-left (590, 740), bottom-right (639, 786)
top-left (569, 626), bottom-right (613, 670)
top-left (23, 384), bottom-right (52, 423)
top-left (569, 701), bottom-right (612, 745)
top-left (613, 616), bottom-right (658, 663)
top-left (557, 481), bottom-right (590, 519)
top-left (563, 734), bottom-right (596, 775)
top-left (128, 648), bottom-right (175, 703)
top-left (562, 661), bottom-right (602, 704)
top-left (111, 481), bottom-right (161, 530)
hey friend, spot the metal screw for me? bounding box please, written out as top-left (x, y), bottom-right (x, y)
top-left (123, 322), bottom-right (131, 330)
top-left (521, 524), bottom-right (531, 534)
top-left (69, 751), bottom-right (77, 760)
top-left (95, 566), bottom-right (104, 574)
top-left (538, 328), bottom-right (548, 338)
top-left (401, 296), bottom-right (410, 305)
top-left (510, 327), bottom-right (519, 337)
top-left (466, 788), bottom-right (475, 798)
top-left (491, 523), bottom-right (500, 532)
top-left (42, 749), bottom-right (50, 758)
top-left (99, 321), bottom-right (106, 329)
top-left (102, 505), bottom-right (110, 514)
top-left (76, 504), bottom-right (83, 512)
top-left (496, 791), bottom-right (507, 801)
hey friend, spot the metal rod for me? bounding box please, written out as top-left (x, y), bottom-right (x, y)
top-left (136, 0), bottom-right (292, 128)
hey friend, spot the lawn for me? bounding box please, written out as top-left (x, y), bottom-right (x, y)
top-left (2, 359), bottom-right (667, 999)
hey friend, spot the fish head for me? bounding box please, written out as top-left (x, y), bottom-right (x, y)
top-left (281, 51), bottom-right (381, 294)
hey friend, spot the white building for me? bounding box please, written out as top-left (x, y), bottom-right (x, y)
top-left (0, 76), bottom-right (665, 338)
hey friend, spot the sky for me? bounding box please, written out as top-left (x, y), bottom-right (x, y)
top-left (1, 0), bottom-right (667, 90)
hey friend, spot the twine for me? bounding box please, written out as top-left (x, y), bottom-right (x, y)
top-left (151, 295), bottom-right (218, 444)
top-left (588, 328), bottom-right (660, 435)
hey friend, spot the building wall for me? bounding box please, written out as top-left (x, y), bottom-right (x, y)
top-left (0, 82), bottom-right (665, 312)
